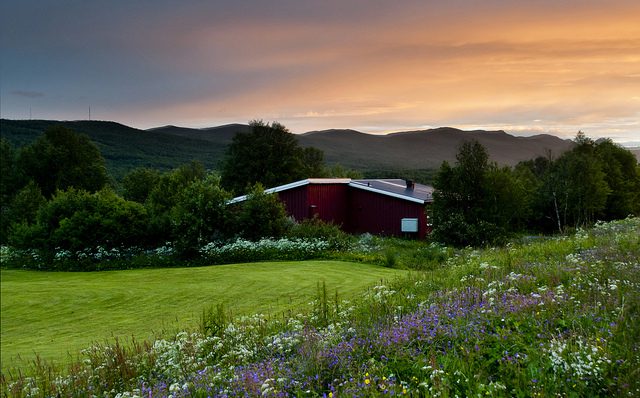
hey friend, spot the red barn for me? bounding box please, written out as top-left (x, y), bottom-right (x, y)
top-left (230, 178), bottom-right (434, 238)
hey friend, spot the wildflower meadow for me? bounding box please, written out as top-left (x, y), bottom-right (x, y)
top-left (1, 218), bottom-right (639, 397)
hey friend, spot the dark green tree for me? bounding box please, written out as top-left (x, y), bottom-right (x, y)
top-left (121, 167), bottom-right (161, 203)
top-left (432, 140), bottom-right (528, 246)
top-left (483, 165), bottom-right (530, 232)
top-left (145, 161), bottom-right (206, 243)
top-left (234, 184), bottom-right (289, 241)
top-left (300, 147), bottom-right (327, 178)
top-left (1, 138), bottom-right (23, 201)
top-left (1, 138), bottom-right (25, 242)
top-left (17, 126), bottom-right (109, 197)
top-left (594, 139), bottom-right (640, 219)
top-left (21, 188), bottom-right (149, 252)
top-left (6, 181), bottom-right (46, 226)
top-left (171, 173), bottom-right (231, 257)
top-left (220, 121), bottom-right (325, 194)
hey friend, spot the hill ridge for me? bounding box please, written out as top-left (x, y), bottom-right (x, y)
top-left (1, 119), bottom-right (577, 177)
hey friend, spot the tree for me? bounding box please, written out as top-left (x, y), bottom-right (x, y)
top-left (0, 138), bottom-right (23, 202)
top-left (17, 126), bottom-right (109, 197)
top-left (121, 167), bottom-right (161, 203)
top-left (432, 140), bottom-right (528, 246)
top-left (233, 184), bottom-right (289, 241)
top-left (171, 173), bottom-right (231, 257)
top-left (145, 161), bottom-right (206, 243)
top-left (300, 147), bottom-right (327, 178)
top-left (1, 138), bottom-right (25, 242)
top-left (220, 121), bottom-right (325, 194)
top-left (594, 139), bottom-right (640, 219)
top-left (483, 165), bottom-right (530, 231)
top-left (6, 181), bottom-right (46, 226)
top-left (535, 134), bottom-right (611, 231)
top-left (22, 188), bottom-right (149, 252)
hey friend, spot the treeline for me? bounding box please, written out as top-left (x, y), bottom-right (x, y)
top-left (0, 122), bottom-right (355, 264)
top-left (2, 123), bottom-right (638, 262)
top-left (432, 132), bottom-right (640, 246)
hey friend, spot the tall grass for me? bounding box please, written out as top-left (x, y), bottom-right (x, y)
top-left (2, 218), bottom-right (638, 397)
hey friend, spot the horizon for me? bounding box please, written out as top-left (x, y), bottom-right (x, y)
top-left (1, 1), bottom-right (639, 145)
top-left (4, 117), bottom-right (640, 148)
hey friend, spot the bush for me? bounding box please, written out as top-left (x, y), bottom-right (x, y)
top-left (234, 184), bottom-right (289, 241)
top-left (199, 237), bottom-right (330, 264)
top-left (287, 217), bottom-right (352, 250)
top-left (171, 174), bottom-right (231, 257)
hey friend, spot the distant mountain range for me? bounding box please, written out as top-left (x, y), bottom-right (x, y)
top-left (0, 119), bottom-right (584, 179)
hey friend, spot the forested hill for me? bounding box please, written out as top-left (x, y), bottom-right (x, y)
top-left (299, 127), bottom-right (574, 169)
top-left (1, 119), bottom-right (574, 178)
top-left (0, 120), bottom-right (232, 178)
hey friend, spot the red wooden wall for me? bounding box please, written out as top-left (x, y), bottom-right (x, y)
top-left (347, 188), bottom-right (428, 238)
top-left (276, 182), bottom-right (429, 238)
top-left (277, 184), bottom-right (349, 225)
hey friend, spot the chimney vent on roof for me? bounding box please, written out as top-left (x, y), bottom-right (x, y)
top-left (406, 179), bottom-right (415, 190)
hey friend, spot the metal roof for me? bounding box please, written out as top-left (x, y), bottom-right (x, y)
top-left (350, 179), bottom-right (434, 204)
top-left (228, 178), bottom-right (434, 204)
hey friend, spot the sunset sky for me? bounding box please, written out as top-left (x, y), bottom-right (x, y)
top-left (1, 1), bottom-right (639, 144)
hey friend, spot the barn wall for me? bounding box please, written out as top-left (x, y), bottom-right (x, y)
top-left (276, 182), bottom-right (430, 238)
top-left (277, 183), bottom-right (349, 225)
top-left (277, 186), bottom-right (308, 220)
top-left (347, 189), bottom-right (428, 238)
top-left (307, 184), bottom-right (349, 225)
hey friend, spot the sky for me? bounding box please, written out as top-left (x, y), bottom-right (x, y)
top-left (1, 0), bottom-right (639, 144)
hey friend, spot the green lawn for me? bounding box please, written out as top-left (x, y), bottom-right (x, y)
top-left (1, 261), bottom-right (404, 371)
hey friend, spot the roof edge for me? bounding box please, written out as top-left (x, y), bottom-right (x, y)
top-left (348, 181), bottom-right (426, 204)
top-left (228, 178), bottom-right (352, 204)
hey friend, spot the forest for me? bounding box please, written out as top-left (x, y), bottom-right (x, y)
top-left (1, 122), bottom-right (639, 269)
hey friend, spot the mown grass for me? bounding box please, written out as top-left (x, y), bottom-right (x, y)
top-left (2, 219), bottom-right (638, 397)
top-left (0, 261), bottom-right (405, 371)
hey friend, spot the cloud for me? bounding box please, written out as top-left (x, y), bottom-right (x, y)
top-left (11, 90), bottom-right (44, 98)
top-left (1, 0), bottom-right (639, 143)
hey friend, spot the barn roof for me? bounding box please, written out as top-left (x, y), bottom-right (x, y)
top-left (228, 178), bottom-right (434, 205)
top-left (350, 179), bottom-right (433, 203)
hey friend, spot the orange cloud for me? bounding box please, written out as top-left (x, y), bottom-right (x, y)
top-left (111, 1), bottom-right (639, 141)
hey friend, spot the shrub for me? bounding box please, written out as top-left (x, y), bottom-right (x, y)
top-left (233, 184), bottom-right (289, 241)
top-left (287, 217), bottom-right (352, 250)
top-left (199, 237), bottom-right (330, 264)
top-left (33, 188), bottom-right (150, 252)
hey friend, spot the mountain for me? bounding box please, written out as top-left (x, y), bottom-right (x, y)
top-left (1, 119), bottom-right (575, 179)
top-left (297, 127), bottom-right (573, 169)
top-left (0, 119), bottom-right (230, 178)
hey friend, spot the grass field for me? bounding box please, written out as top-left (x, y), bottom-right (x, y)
top-left (0, 261), bottom-right (404, 371)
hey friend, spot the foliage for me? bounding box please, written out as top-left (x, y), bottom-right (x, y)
top-left (519, 133), bottom-right (639, 232)
top-left (0, 119), bottom-right (227, 179)
top-left (120, 167), bottom-right (161, 203)
top-left (0, 139), bottom-right (23, 213)
top-left (12, 188), bottom-right (150, 252)
top-left (145, 161), bottom-right (207, 244)
top-left (233, 184), bottom-right (290, 241)
top-left (431, 140), bottom-right (527, 246)
top-left (199, 237), bottom-right (332, 264)
top-left (548, 135), bottom-right (610, 229)
top-left (171, 173), bottom-right (231, 257)
top-left (287, 217), bottom-right (352, 251)
top-left (220, 120), bottom-right (325, 194)
top-left (2, 181), bottom-right (47, 246)
top-left (2, 218), bottom-right (638, 397)
top-left (595, 139), bottom-right (640, 219)
top-left (16, 126), bottom-right (109, 198)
